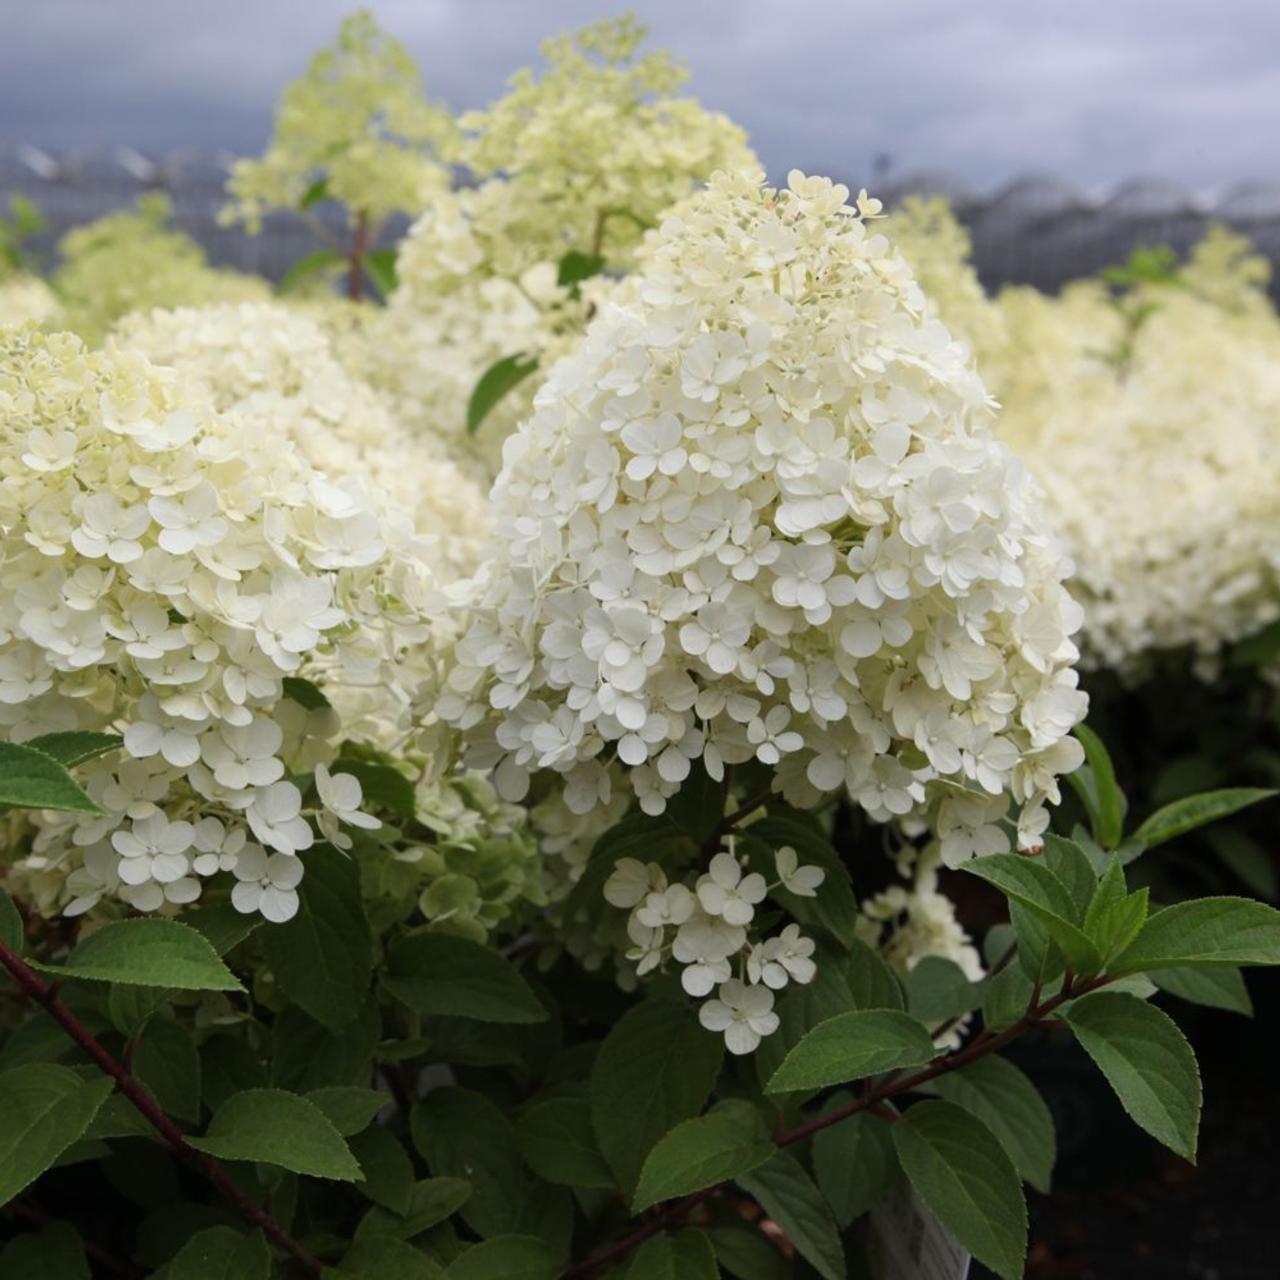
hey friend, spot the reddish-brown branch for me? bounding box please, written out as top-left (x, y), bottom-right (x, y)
top-left (347, 211), bottom-right (369, 302)
top-left (563, 969), bottom-right (1108, 1277)
top-left (0, 937), bottom-right (324, 1275)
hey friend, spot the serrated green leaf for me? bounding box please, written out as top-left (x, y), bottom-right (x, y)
top-left (339, 1234), bottom-right (445, 1279)
top-left (37, 919), bottom-right (241, 991)
top-left (189, 1087), bottom-right (361, 1180)
top-left (445, 1235), bottom-right (554, 1280)
top-left (466, 353), bottom-right (538, 436)
top-left (355, 1176), bottom-right (473, 1242)
top-left (917, 1055), bottom-right (1056, 1193)
top-left (1110, 896), bottom-right (1280, 975)
top-left (812, 1098), bottom-right (897, 1228)
top-left (0, 740), bottom-right (100, 813)
top-left (738, 1152), bottom-right (845, 1280)
top-left (412, 1088), bottom-right (526, 1238)
top-left (766, 1009), bottom-right (935, 1094)
top-left (1133, 788), bottom-right (1277, 850)
top-left (384, 930), bottom-right (546, 1025)
top-left (133, 1013), bottom-right (201, 1122)
top-left (0, 1220), bottom-right (89, 1280)
top-left (1067, 725), bottom-right (1125, 849)
top-left (1084, 861), bottom-right (1148, 962)
top-left (23, 732), bottom-right (121, 768)
top-left (184, 901), bottom-right (261, 956)
top-left (0, 1065), bottom-right (114, 1203)
top-left (169, 1226), bottom-right (271, 1280)
top-left (892, 1100), bottom-right (1027, 1280)
top-left (278, 248), bottom-right (343, 294)
top-left (590, 1000), bottom-right (723, 1193)
top-left (1152, 965), bottom-right (1252, 1015)
top-left (964, 855), bottom-right (1103, 974)
top-left (106, 983), bottom-right (173, 1035)
top-left (906, 956), bottom-right (984, 1022)
top-left (632, 1099), bottom-right (775, 1212)
top-left (1040, 834), bottom-right (1099, 917)
top-left (515, 1096), bottom-right (614, 1189)
top-left (261, 842), bottom-right (372, 1031)
top-left (271, 1000), bottom-right (380, 1091)
top-left (306, 1085), bottom-right (387, 1135)
top-left (981, 961), bottom-right (1035, 1032)
top-left (1064, 990), bottom-right (1201, 1159)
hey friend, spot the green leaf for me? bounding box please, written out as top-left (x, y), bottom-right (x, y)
top-left (339, 1235), bottom-right (444, 1279)
top-left (445, 1236), bottom-right (554, 1280)
top-left (738, 1152), bottom-right (845, 1280)
top-left (1, 886), bottom-right (23, 953)
top-left (1064, 991), bottom-right (1201, 1159)
top-left (1152, 965), bottom-right (1252, 1015)
top-left (24, 732), bottom-right (121, 768)
top-left (515, 1096), bottom-right (614, 1189)
top-left (0, 1220), bottom-right (89, 1280)
top-left (260, 842), bottom-right (372, 1031)
top-left (412, 1087), bottom-right (525, 1238)
top-left (1083, 861), bottom-right (1148, 962)
top-left (1132, 788), bottom-right (1277, 850)
top-left (299, 178), bottom-right (330, 209)
top-left (333, 758), bottom-right (416, 820)
top-left (964, 855), bottom-right (1102, 974)
top-left (106, 984), bottom-right (173, 1035)
top-left (37, 919), bottom-right (241, 991)
top-left (632, 1099), bottom-right (775, 1212)
top-left (133, 1014), bottom-right (201, 1123)
top-left (766, 1009), bottom-right (935, 1094)
top-left (0, 1064), bottom-right (114, 1204)
top-left (1110, 896), bottom-right (1280, 975)
top-left (1067, 725), bottom-right (1125, 849)
top-left (183, 902), bottom-right (260, 956)
top-left (282, 675), bottom-right (331, 710)
top-left (1207, 827), bottom-right (1278, 900)
top-left (0, 741), bottom-right (100, 813)
top-left (556, 249), bottom-right (605, 289)
top-left (278, 248), bottom-right (343, 294)
top-left (189, 1088), bottom-right (361, 1180)
top-left (623, 1228), bottom-right (719, 1279)
top-left (350, 1124), bottom-right (415, 1214)
top-left (271, 1000), bottom-right (380, 1091)
top-left (384, 930), bottom-right (546, 1025)
top-left (306, 1085), bottom-right (387, 1135)
top-left (981, 958), bottom-right (1035, 1032)
top-left (366, 248), bottom-right (399, 296)
top-left (170, 1227), bottom-right (271, 1279)
top-left (1040, 834), bottom-right (1099, 917)
top-left (812, 1100), bottom-right (897, 1228)
top-left (892, 1100), bottom-right (1027, 1280)
top-left (590, 999), bottom-right (723, 1193)
top-left (708, 1226), bottom-right (791, 1280)
top-left (466, 353), bottom-right (538, 436)
top-left (916, 1055), bottom-right (1056, 1193)
top-left (906, 956), bottom-right (984, 1023)
top-left (355, 1176), bottom-right (473, 1242)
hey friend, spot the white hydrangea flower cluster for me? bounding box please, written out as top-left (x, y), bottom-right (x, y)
top-left (604, 837), bottom-right (824, 1054)
top-left (222, 10), bottom-right (453, 233)
top-left (111, 301), bottom-right (491, 580)
top-left (441, 170), bottom-right (1088, 851)
top-left (0, 274), bottom-right (61, 332)
top-left (0, 329), bottom-right (440, 922)
top-left (337, 17), bottom-right (758, 472)
top-left (974, 232), bottom-right (1280, 670)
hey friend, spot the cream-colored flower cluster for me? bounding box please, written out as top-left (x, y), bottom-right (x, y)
top-left (0, 274), bottom-right (61, 331)
top-left (605, 837), bottom-right (825, 1055)
top-left (111, 301), bottom-right (491, 580)
top-left (52, 195), bottom-right (268, 347)
top-left (440, 170), bottom-right (1087, 852)
top-left (342, 18), bottom-right (759, 470)
top-left (0, 329), bottom-right (440, 921)
top-left (222, 10), bottom-right (453, 233)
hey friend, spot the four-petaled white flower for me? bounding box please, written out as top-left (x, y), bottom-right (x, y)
top-left (775, 846), bottom-right (825, 897)
top-left (231, 845), bottom-right (305, 923)
top-left (698, 978), bottom-right (780, 1055)
top-left (314, 763), bottom-right (381, 849)
top-left (696, 851), bottom-right (767, 926)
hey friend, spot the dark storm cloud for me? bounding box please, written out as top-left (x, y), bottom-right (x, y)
top-left (4, 0), bottom-right (1278, 188)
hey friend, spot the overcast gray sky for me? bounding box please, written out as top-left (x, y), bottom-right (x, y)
top-left (4, 0), bottom-right (1278, 190)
